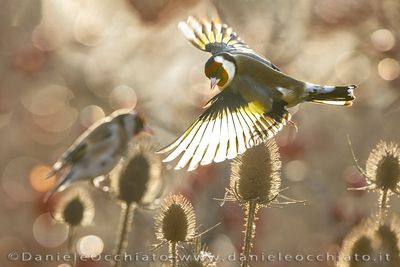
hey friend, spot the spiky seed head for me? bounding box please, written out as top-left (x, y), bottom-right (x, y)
top-left (155, 194), bottom-right (196, 243)
top-left (376, 218), bottom-right (400, 265)
top-left (338, 217), bottom-right (377, 267)
top-left (366, 141), bottom-right (400, 193)
top-left (111, 135), bottom-right (163, 205)
top-left (338, 215), bottom-right (400, 267)
top-left (230, 140), bottom-right (281, 205)
top-left (54, 188), bottom-right (94, 227)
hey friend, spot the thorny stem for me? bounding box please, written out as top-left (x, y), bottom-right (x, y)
top-left (67, 225), bottom-right (76, 254)
top-left (169, 241), bottom-right (178, 267)
top-left (68, 226), bottom-right (76, 267)
top-left (379, 189), bottom-right (389, 224)
top-left (241, 200), bottom-right (258, 267)
top-left (113, 202), bottom-right (136, 267)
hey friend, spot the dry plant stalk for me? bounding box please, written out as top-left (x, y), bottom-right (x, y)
top-left (228, 140), bottom-right (281, 267)
top-left (110, 135), bottom-right (163, 267)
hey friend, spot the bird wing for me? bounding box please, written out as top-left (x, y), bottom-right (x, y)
top-left (48, 117), bottom-right (115, 176)
top-left (178, 16), bottom-right (281, 72)
top-left (158, 89), bottom-right (289, 171)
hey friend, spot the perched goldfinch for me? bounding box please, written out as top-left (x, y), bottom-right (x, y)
top-left (44, 109), bottom-right (145, 201)
top-left (158, 16), bottom-right (356, 171)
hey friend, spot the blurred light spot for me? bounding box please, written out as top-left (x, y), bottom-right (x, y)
top-left (335, 51), bottom-right (370, 84)
top-left (84, 57), bottom-right (114, 97)
top-left (58, 264), bottom-right (72, 267)
top-left (33, 213), bottom-right (68, 248)
top-left (74, 13), bottom-right (106, 46)
top-left (32, 25), bottom-right (61, 51)
top-left (13, 46), bottom-right (45, 74)
top-left (2, 181), bottom-right (33, 203)
top-left (28, 128), bottom-right (71, 146)
top-left (109, 85), bottom-right (137, 110)
top-left (284, 160), bottom-right (308, 182)
top-left (77, 235), bottom-right (104, 257)
top-left (2, 157), bottom-right (37, 202)
top-left (80, 105), bottom-right (105, 128)
top-left (22, 85), bottom-right (74, 116)
top-left (29, 165), bottom-right (55, 192)
top-left (343, 166), bottom-right (365, 189)
top-left (378, 58), bottom-right (400, 81)
top-left (370, 29), bottom-right (395, 52)
top-left (33, 107), bottom-right (79, 132)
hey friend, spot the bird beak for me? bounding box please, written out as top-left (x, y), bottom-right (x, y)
top-left (210, 77), bottom-right (220, 90)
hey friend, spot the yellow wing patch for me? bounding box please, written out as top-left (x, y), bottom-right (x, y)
top-left (158, 93), bottom-right (288, 171)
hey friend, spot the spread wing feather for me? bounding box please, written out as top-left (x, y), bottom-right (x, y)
top-left (178, 16), bottom-right (281, 72)
top-left (47, 116), bottom-right (115, 177)
top-left (158, 90), bottom-right (289, 171)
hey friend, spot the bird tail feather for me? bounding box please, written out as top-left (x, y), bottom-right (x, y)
top-left (43, 171), bottom-right (73, 203)
top-left (306, 84), bottom-right (356, 106)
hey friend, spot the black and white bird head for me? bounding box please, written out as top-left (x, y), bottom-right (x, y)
top-left (204, 53), bottom-right (236, 91)
top-left (113, 110), bottom-right (145, 137)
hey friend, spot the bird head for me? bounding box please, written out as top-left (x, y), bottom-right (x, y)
top-left (114, 110), bottom-right (148, 137)
top-left (204, 53), bottom-right (236, 91)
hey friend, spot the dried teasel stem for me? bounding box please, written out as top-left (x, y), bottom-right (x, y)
top-left (67, 226), bottom-right (76, 255)
top-left (169, 242), bottom-right (178, 267)
top-left (241, 200), bottom-right (258, 267)
top-left (67, 226), bottom-right (78, 267)
top-left (110, 135), bottom-right (163, 267)
top-left (379, 189), bottom-right (389, 224)
top-left (113, 203), bottom-right (136, 267)
top-left (227, 142), bottom-right (282, 267)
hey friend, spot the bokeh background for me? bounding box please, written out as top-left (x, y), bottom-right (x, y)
top-left (1, 0), bottom-right (400, 266)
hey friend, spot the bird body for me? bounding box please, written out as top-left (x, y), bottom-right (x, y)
top-left (45, 109), bottom-right (144, 201)
top-left (158, 17), bottom-right (356, 171)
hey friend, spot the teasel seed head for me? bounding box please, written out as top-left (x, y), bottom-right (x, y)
top-left (54, 188), bottom-right (95, 227)
top-left (338, 217), bottom-right (377, 267)
top-left (366, 141), bottom-right (400, 193)
top-left (338, 215), bottom-right (400, 267)
top-left (155, 194), bottom-right (196, 243)
top-left (375, 217), bottom-right (400, 265)
top-left (229, 140), bottom-right (281, 205)
top-left (111, 134), bottom-right (163, 205)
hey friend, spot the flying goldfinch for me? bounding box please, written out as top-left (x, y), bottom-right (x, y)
top-left (158, 16), bottom-right (356, 171)
top-left (44, 109), bottom-right (145, 201)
